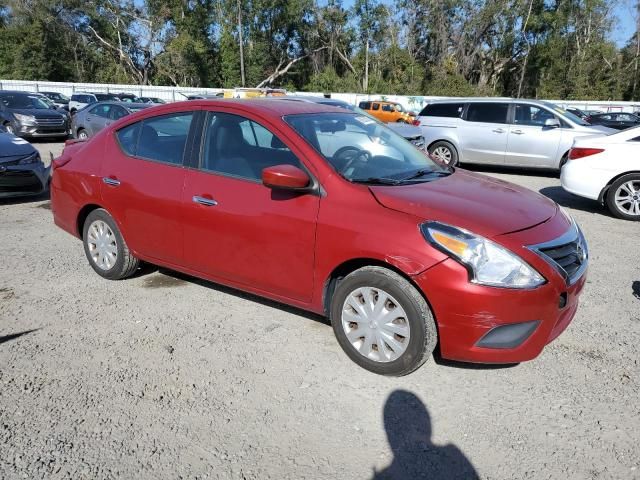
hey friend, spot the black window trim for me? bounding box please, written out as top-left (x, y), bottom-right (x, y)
top-left (114, 110), bottom-right (197, 168)
top-left (193, 109), bottom-right (322, 195)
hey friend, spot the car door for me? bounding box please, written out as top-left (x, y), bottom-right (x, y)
top-left (181, 109), bottom-right (320, 301)
top-left (100, 110), bottom-right (196, 265)
top-left (504, 103), bottom-right (563, 168)
top-left (86, 104), bottom-right (112, 136)
top-left (110, 105), bottom-right (129, 122)
top-left (458, 102), bottom-right (509, 164)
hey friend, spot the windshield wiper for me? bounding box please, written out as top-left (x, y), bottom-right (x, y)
top-left (401, 169), bottom-right (452, 181)
top-left (349, 177), bottom-right (403, 185)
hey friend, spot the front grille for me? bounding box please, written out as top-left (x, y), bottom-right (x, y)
top-left (529, 223), bottom-right (588, 285)
top-left (35, 117), bottom-right (65, 126)
top-left (0, 171), bottom-right (43, 193)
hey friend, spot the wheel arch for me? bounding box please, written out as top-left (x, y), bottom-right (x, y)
top-left (598, 171), bottom-right (640, 202)
top-left (76, 203), bottom-right (104, 238)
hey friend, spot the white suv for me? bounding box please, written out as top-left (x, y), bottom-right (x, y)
top-left (417, 98), bottom-right (614, 169)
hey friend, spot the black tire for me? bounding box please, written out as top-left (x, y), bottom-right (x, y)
top-left (605, 174), bottom-right (640, 221)
top-left (3, 122), bottom-right (15, 135)
top-left (77, 128), bottom-right (88, 140)
top-left (558, 153), bottom-right (569, 175)
top-left (330, 266), bottom-right (437, 376)
top-left (82, 209), bottom-right (140, 279)
top-left (428, 141), bottom-right (459, 166)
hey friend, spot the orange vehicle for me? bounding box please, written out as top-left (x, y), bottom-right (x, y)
top-left (358, 100), bottom-right (416, 123)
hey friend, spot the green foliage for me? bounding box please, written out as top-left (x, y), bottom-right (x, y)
top-left (0, 0), bottom-right (637, 100)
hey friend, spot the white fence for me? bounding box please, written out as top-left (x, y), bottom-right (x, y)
top-left (2, 79), bottom-right (639, 113)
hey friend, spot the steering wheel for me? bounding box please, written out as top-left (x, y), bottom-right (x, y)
top-left (334, 146), bottom-right (371, 174)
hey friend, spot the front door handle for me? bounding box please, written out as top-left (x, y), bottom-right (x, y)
top-left (492, 128), bottom-right (505, 133)
top-left (512, 129), bottom-right (524, 135)
top-left (102, 177), bottom-right (120, 186)
top-left (193, 195), bottom-right (218, 207)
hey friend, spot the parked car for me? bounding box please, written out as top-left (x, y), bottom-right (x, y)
top-left (186, 93), bottom-right (224, 100)
top-left (138, 97), bottom-right (166, 104)
top-left (417, 98), bottom-right (614, 168)
top-left (565, 107), bottom-right (589, 121)
top-left (0, 131), bottom-right (50, 198)
top-left (41, 91), bottom-right (70, 110)
top-left (585, 112), bottom-right (640, 131)
top-left (69, 92), bottom-right (97, 114)
top-left (113, 93), bottom-right (142, 103)
top-left (72, 101), bottom-right (152, 139)
top-left (51, 99), bottom-right (588, 375)
top-left (358, 100), bottom-right (416, 124)
top-left (278, 96), bottom-right (425, 149)
top-left (0, 91), bottom-right (70, 139)
top-left (561, 126), bottom-right (640, 220)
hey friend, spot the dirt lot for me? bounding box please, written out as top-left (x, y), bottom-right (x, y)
top-left (1, 140), bottom-right (639, 479)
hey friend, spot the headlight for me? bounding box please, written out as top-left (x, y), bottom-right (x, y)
top-left (18, 152), bottom-right (41, 164)
top-left (421, 221), bottom-right (545, 289)
top-left (13, 113), bottom-right (36, 124)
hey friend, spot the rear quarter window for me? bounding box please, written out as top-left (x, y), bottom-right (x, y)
top-left (420, 103), bottom-right (464, 118)
top-left (116, 122), bottom-right (141, 156)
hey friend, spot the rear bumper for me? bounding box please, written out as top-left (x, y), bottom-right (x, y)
top-left (413, 259), bottom-right (586, 363)
top-left (560, 161), bottom-right (609, 201)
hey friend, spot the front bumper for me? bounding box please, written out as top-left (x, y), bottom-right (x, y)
top-left (413, 216), bottom-right (588, 364)
top-left (0, 162), bottom-right (50, 198)
top-left (13, 121), bottom-right (70, 138)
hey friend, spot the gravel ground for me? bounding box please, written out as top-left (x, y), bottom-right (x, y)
top-left (1, 140), bottom-right (638, 480)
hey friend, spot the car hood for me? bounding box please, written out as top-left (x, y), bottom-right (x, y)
top-left (369, 169), bottom-right (558, 238)
top-left (386, 123), bottom-right (422, 139)
top-left (0, 133), bottom-right (37, 158)
top-left (9, 108), bottom-right (65, 118)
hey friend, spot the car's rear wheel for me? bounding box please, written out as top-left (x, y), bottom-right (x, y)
top-left (428, 141), bottom-right (458, 166)
top-left (606, 174), bottom-right (640, 221)
top-left (77, 129), bottom-right (88, 140)
top-left (330, 266), bottom-right (437, 376)
top-left (82, 209), bottom-right (140, 279)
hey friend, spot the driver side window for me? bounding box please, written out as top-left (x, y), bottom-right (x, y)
top-left (514, 104), bottom-right (556, 126)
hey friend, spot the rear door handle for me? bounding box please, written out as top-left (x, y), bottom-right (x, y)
top-left (102, 177), bottom-right (120, 186)
top-left (193, 195), bottom-right (218, 206)
top-left (492, 128), bottom-right (505, 133)
top-left (512, 129), bottom-right (524, 135)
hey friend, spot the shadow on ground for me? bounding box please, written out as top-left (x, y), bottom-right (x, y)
top-left (0, 190), bottom-right (50, 206)
top-left (0, 329), bottom-right (39, 345)
top-left (463, 164), bottom-right (558, 178)
top-left (538, 186), bottom-right (608, 215)
top-left (373, 390), bottom-right (479, 480)
top-left (632, 281), bottom-right (640, 301)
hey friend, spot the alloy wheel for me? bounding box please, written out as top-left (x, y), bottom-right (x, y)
top-left (341, 287), bottom-right (411, 363)
top-left (78, 130), bottom-right (88, 140)
top-left (432, 146), bottom-right (452, 164)
top-left (86, 220), bottom-right (118, 270)
top-left (614, 180), bottom-right (640, 217)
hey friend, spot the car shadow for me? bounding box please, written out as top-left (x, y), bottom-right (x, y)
top-left (463, 164), bottom-right (558, 178)
top-left (372, 390), bottom-right (479, 480)
top-left (0, 190), bottom-right (50, 206)
top-left (0, 328), bottom-right (39, 345)
top-left (538, 186), bottom-right (608, 215)
top-left (148, 268), bottom-right (329, 326)
top-left (433, 350), bottom-right (519, 370)
top-left (632, 281), bottom-right (640, 301)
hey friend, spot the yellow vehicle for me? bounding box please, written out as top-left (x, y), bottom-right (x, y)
top-left (223, 88), bottom-right (287, 99)
top-left (357, 100), bottom-right (415, 123)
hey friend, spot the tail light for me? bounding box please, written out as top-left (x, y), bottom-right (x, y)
top-left (412, 119), bottom-right (421, 126)
top-left (568, 147), bottom-right (604, 160)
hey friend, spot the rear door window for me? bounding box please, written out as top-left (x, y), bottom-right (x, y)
top-left (90, 104), bottom-right (111, 118)
top-left (382, 104), bottom-right (393, 112)
top-left (466, 103), bottom-right (509, 124)
top-left (110, 105), bottom-right (128, 120)
top-left (372, 103), bottom-right (380, 111)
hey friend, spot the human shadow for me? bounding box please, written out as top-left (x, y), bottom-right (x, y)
top-left (0, 329), bottom-right (39, 345)
top-left (373, 390), bottom-right (479, 480)
top-left (632, 281), bottom-right (640, 301)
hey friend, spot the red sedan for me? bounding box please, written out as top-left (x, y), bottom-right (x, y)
top-left (50, 99), bottom-right (588, 375)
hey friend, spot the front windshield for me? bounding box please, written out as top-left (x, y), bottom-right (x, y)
top-left (285, 112), bottom-right (450, 184)
top-left (549, 103), bottom-right (590, 126)
top-left (0, 94), bottom-right (50, 109)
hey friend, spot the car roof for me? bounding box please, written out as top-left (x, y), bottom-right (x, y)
top-left (179, 98), bottom-right (351, 117)
top-left (87, 101), bottom-right (150, 108)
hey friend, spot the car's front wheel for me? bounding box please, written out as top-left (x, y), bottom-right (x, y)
top-left (330, 266), bottom-right (437, 376)
top-left (606, 174), bottom-right (640, 221)
top-left (77, 129), bottom-right (89, 140)
top-left (82, 209), bottom-right (140, 279)
top-left (3, 122), bottom-right (15, 135)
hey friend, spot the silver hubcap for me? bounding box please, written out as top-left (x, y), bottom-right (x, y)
top-left (341, 287), bottom-right (411, 363)
top-left (79, 131), bottom-right (88, 139)
top-left (614, 180), bottom-right (640, 216)
top-left (87, 220), bottom-right (118, 270)
top-left (432, 146), bottom-right (452, 164)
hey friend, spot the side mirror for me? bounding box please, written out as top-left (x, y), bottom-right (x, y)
top-left (262, 164), bottom-right (310, 190)
top-left (544, 118), bottom-right (561, 128)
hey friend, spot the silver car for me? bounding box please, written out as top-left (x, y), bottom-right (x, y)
top-left (71, 101), bottom-right (151, 139)
top-left (417, 98), bottom-right (614, 169)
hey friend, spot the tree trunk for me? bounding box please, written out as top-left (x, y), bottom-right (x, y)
top-left (364, 39), bottom-right (369, 92)
top-left (237, 0), bottom-right (245, 87)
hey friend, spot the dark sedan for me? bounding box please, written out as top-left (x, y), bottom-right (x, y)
top-left (0, 132), bottom-right (49, 198)
top-left (586, 112), bottom-right (640, 130)
top-left (71, 101), bottom-right (151, 139)
top-left (0, 91), bottom-right (70, 139)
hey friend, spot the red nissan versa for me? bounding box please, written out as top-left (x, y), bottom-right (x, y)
top-left (50, 99), bottom-right (588, 376)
